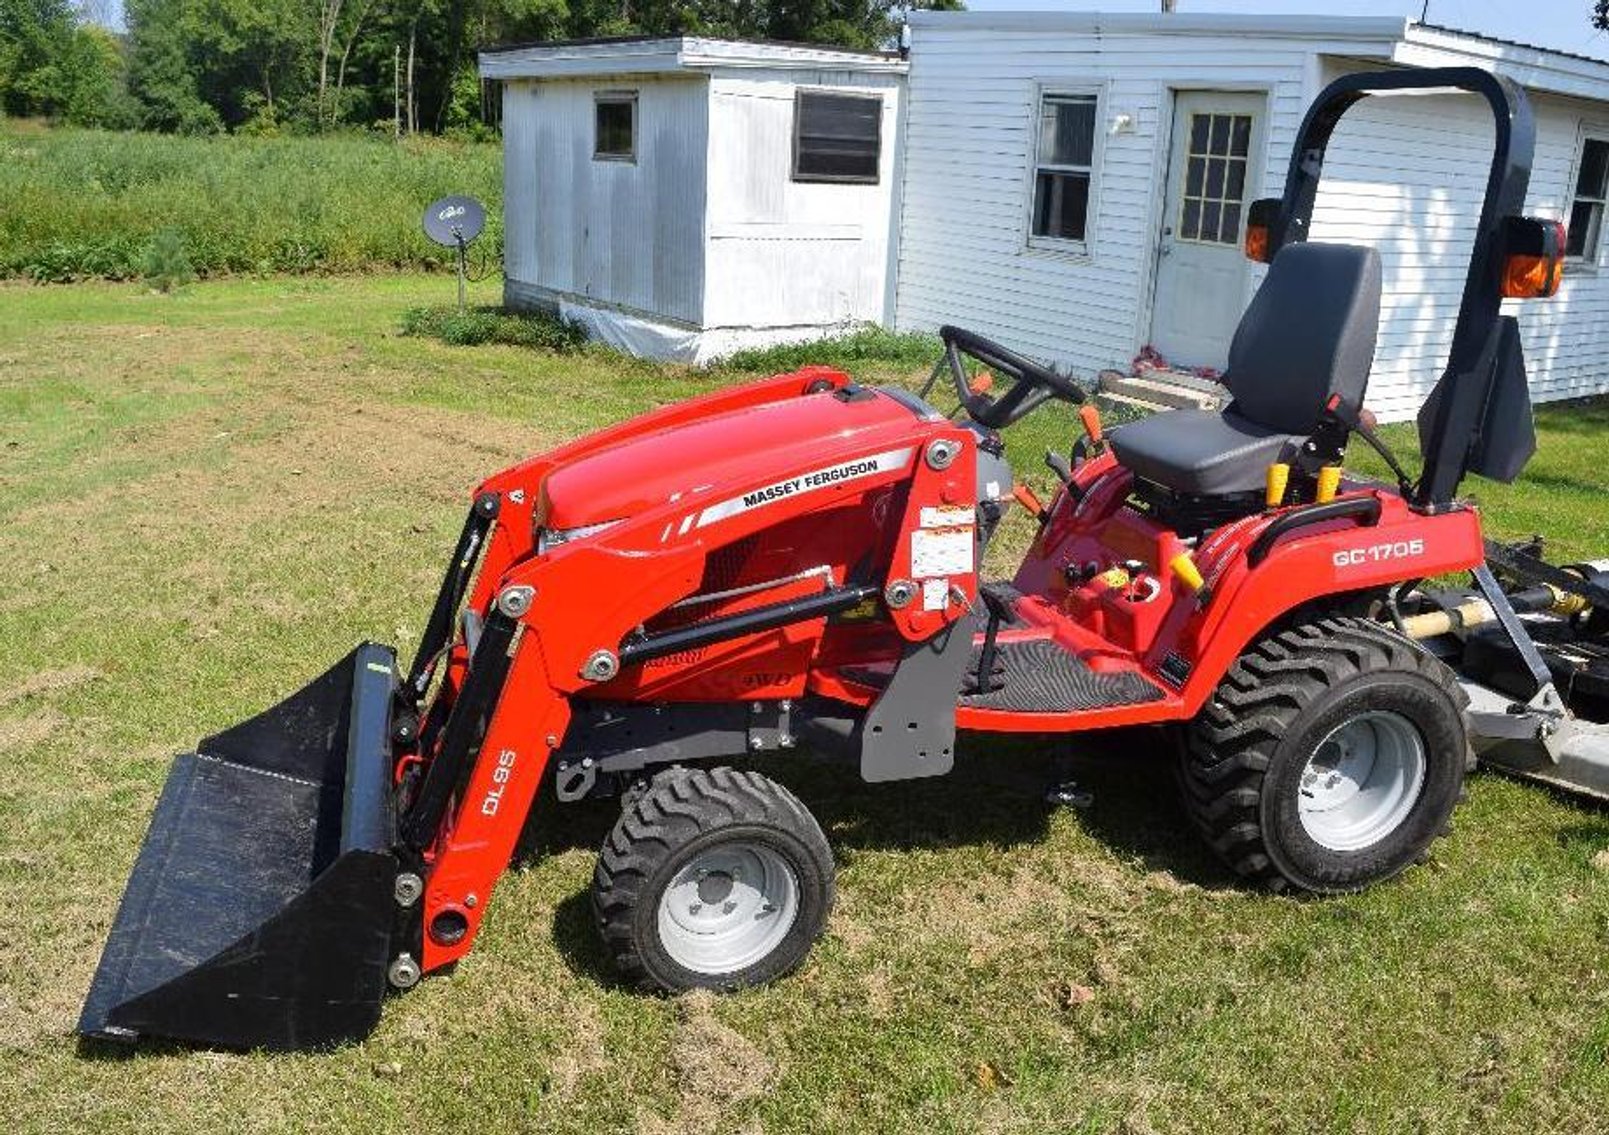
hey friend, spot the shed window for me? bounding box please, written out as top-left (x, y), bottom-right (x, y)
top-left (594, 94), bottom-right (636, 161)
top-left (793, 91), bottom-right (882, 183)
top-left (1031, 94), bottom-right (1098, 246)
top-left (1568, 135), bottom-right (1608, 262)
top-left (1178, 112), bottom-right (1253, 245)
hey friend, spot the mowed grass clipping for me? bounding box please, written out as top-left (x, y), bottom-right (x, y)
top-left (3, 276), bottom-right (1609, 1134)
top-left (0, 125), bottom-right (501, 281)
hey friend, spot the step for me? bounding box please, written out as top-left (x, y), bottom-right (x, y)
top-left (1146, 367), bottom-right (1224, 395)
top-left (1099, 373), bottom-right (1224, 412)
top-left (1095, 391), bottom-right (1172, 417)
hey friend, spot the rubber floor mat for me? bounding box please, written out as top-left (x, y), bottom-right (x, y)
top-left (960, 638), bottom-right (1165, 713)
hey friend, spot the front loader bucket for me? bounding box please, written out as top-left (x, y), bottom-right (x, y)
top-left (79, 643), bottom-right (404, 1051)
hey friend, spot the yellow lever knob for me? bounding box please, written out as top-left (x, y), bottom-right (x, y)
top-left (1316, 465), bottom-right (1343, 503)
top-left (1265, 463), bottom-right (1290, 508)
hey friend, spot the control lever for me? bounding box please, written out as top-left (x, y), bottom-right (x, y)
top-left (1045, 450), bottom-right (1081, 501)
top-left (968, 586), bottom-right (1016, 695)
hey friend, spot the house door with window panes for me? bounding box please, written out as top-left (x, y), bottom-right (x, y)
top-left (1150, 91), bottom-right (1266, 371)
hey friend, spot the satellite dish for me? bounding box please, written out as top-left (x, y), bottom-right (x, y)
top-left (423, 195), bottom-right (488, 310)
top-left (422, 195), bottom-right (486, 248)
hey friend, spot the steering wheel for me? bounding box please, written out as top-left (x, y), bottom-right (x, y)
top-left (936, 325), bottom-right (1086, 429)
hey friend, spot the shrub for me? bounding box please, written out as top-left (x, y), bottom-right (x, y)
top-left (399, 305), bottom-right (588, 352)
top-left (142, 227), bottom-right (195, 291)
top-left (716, 326), bottom-right (943, 374)
top-left (0, 124), bottom-right (502, 281)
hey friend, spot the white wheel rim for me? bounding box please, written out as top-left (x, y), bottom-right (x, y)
top-left (656, 841), bottom-right (800, 975)
top-left (1297, 710), bottom-right (1427, 852)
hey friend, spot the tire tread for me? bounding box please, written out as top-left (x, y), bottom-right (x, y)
top-left (592, 765), bottom-right (833, 991)
top-left (1180, 615), bottom-right (1466, 892)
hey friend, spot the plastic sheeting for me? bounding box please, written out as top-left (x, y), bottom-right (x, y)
top-left (556, 297), bottom-right (844, 366)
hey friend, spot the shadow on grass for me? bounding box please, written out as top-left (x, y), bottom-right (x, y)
top-left (515, 729), bottom-right (1212, 857)
top-left (75, 1034), bottom-right (223, 1062)
top-left (1534, 399), bottom-right (1609, 437)
top-left (550, 890), bottom-right (622, 989)
top-left (530, 725), bottom-right (1239, 988)
top-left (1499, 468), bottom-right (1609, 498)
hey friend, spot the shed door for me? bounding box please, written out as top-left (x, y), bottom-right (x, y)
top-left (1149, 92), bottom-right (1266, 371)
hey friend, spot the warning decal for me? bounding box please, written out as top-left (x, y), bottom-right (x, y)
top-left (919, 505), bottom-right (975, 529)
top-left (695, 448), bottom-right (913, 529)
top-left (911, 527), bottom-right (974, 577)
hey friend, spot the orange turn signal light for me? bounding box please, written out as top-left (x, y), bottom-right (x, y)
top-left (1245, 224), bottom-right (1270, 264)
top-left (1500, 217), bottom-right (1566, 299)
top-left (1244, 198), bottom-right (1281, 263)
top-left (1502, 253), bottom-right (1563, 299)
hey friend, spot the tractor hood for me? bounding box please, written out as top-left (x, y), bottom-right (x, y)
top-left (541, 388), bottom-right (935, 532)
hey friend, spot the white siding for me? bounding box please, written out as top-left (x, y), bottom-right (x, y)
top-left (1312, 59), bottom-right (1609, 419)
top-left (892, 27), bottom-right (1395, 373)
top-left (1521, 95), bottom-right (1609, 405)
top-left (702, 69), bottom-right (904, 332)
top-left (502, 75), bottom-right (708, 325)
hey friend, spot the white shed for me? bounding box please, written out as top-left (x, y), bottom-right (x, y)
top-left (480, 36), bottom-right (907, 363)
top-left (893, 12), bottom-right (1609, 420)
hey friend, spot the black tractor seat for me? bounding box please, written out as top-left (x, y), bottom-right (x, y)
top-left (1113, 408), bottom-right (1300, 497)
top-left (1109, 242), bottom-right (1383, 497)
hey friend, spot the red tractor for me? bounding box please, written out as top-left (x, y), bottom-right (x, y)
top-left (82, 67), bottom-right (1603, 1051)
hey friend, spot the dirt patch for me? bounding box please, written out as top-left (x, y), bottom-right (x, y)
top-left (637, 990), bottom-right (777, 1135)
top-left (900, 862), bottom-right (1078, 964)
top-left (0, 708), bottom-right (67, 750)
top-left (546, 996), bottom-right (606, 1103)
top-left (825, 885), bottom-right (875, 952)
top-left (0, 665), bottom-right (99, 709)
top-left (0, 911), bottom-right (103, 1052)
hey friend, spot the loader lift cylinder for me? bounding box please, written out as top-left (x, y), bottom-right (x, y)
top-left (405, 491), bottom-right (499, 704)
top-left (402, 608), bottom-right (520, 849)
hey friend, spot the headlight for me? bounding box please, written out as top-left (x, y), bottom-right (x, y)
top-left (536, 519), bottom-right (623, 556)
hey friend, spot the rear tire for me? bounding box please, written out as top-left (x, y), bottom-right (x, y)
top-left (593, 766), bottom-right (834, 992)
top-left (1180, 616), bottom-right (1467, 893)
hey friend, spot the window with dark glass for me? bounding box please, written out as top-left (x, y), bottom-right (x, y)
top-left (594, 94), bottom-right (636, 161)
top-left (793, 91), bottom-right (882, 183)
top-left (1568, 136), bottom-right (1607, 262)
top-left (1177, 112), bottom-right (1253, 246)
top-left (1031, 94), bottom-right (1097, 244)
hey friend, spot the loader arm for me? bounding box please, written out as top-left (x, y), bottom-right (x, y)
top-left (398, 379), bottom-right (978, 971)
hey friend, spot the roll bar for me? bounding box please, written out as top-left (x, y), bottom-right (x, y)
top-left (1259, 67), bottom-right (1540, 509)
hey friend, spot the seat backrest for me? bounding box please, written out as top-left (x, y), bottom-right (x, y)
top-left (1223, 242), bottom-right (1382, 435)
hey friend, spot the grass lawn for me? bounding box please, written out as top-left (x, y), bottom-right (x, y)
top-left (3, 274), bottom-right (1609, 1133)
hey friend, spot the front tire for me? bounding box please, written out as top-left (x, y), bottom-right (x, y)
top-left (1180, 616), bottom-right (1467, 893)
top-left (593, 766), bottom-right (834, 992)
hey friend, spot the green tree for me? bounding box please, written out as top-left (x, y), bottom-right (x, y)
top-left (117, 0), bottom-right (963, 134)
top-left (0, 0), bottom-right (131, 124)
